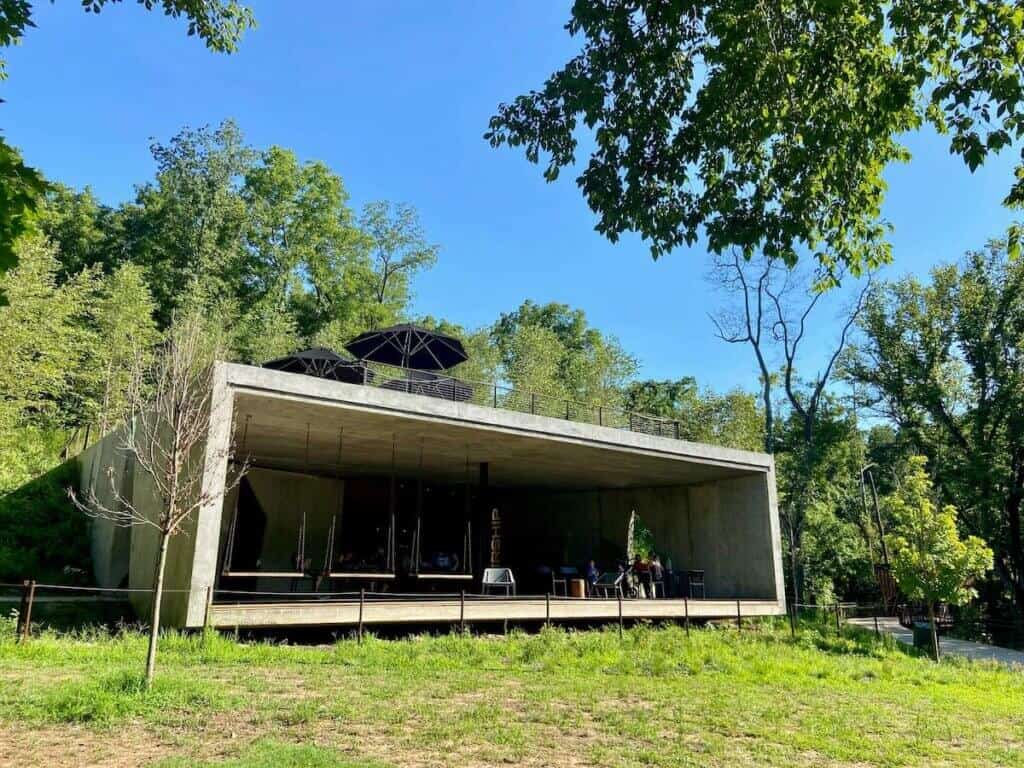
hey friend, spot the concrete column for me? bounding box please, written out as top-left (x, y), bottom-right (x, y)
top-left (185, 363), bottom-right (235, 627)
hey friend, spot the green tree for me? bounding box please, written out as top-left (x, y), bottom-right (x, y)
top-left (36, 183), bottom-right (127, 282)
top-left (492, 300), bottom-right (637, 405)
top-left (0, 234), bottom-right (95, 429)
top-left (358, 201), bottom-right (438, 330)
top-left (887, 455), bottom-right (992, 660)
top-left (85, 263), bottom-right (160, 433)
top-left (486, 1), bottom-right (1024, 275)
top-left (130, 121), bottom-right (253, 327)
top-left (505, 324), bottom-right (568, 409)
top-left (848, 241), bottom-right (1024, 618)
top-left (0, 138), bottom-right (46, 302)
top-left (0, 1), bottom-right (256, 284)
top-left (623, 378), bottom-right (764, 451)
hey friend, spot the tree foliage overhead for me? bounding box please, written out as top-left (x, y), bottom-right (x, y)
top-left (486, 1), bottom-right (1024, 276)
top-left (0, 0), bottom-right (256, 286)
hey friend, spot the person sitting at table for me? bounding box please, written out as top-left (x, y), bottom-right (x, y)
top-left (429, 551), bottom-right (460, 572)
top-left (632, 555), bottom-right (650, 598)
top-left (649, 553), bottom-right (665, 598)
top-left (336, 550), bottom-right (357, 571)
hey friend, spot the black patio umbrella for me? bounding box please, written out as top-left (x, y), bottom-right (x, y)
top-left (344, 323), bottom-right (468, 371)
top-left (262, 347), bottom-right (370, 384)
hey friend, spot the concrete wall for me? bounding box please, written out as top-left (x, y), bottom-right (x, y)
top-left (686, 473), bottom-right (779, 599)
top-left (218, 467), bottom-right (342, 591)
top-left (498, 473), bottom-right (782, 601)
top-left (76, 364), bottom-right (237, 628)
top-left (78, 430), bottom-right (132, 588)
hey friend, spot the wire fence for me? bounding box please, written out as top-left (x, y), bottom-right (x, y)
top-left (6, 581), bottom-right (1024, 653)
top-left (355, 361), bottom-right (687, 440)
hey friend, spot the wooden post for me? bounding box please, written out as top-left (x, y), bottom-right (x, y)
top-left (873, 613), bottom-right (880, 639)
top-left (493, 383), bottom-right (498, 408)
top-left (683, 594), bottom-right (690, 637)
top-left (618, 591), bottom-right (623, 638)
top-left (16, 580), bottom-right (28, 641)
top-left (598, 406), bottom-right (603, 426)
top-left (358, 588), bottom-right (365, 644)
top-left (834, 602), bottom-right (841, 634)
top-left (203, 585), bottom-right (214, 630)
top-left (545, 592), bottom-right (551, 629)
top-left (789, 603), bottom-right (796, 637)
top-left (460, 590), bottom-right (465, 634)
top-left (20, 580), bottom-right (36, 643)
top-left (735, 599), bottom-right (741, 631)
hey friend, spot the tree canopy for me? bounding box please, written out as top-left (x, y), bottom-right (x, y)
top-left (0, 0), bottom-right (256, 295)
top-left (487, 1), bottom-right (1024, 276)
top-left (848, 240), bottom-right (1024, 614)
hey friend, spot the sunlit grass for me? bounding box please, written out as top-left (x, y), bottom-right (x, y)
top-left (1, 620), bottom-right (1022, 766)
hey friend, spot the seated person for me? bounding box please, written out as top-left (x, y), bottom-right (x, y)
top-left (648, 554), bottom-right (665, 597)
top-left (428, 551), bottom-right (460, 572)
top-left (650, 554), bottom-right (664, 581)
top-left (336, 550), bottom-right (357, 571)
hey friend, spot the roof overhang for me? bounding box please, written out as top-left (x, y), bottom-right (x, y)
top-left (222, 363), bottom-right (772, 490)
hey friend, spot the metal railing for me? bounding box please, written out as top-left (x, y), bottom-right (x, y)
top-left (352, 361), bottom-right (687, 441)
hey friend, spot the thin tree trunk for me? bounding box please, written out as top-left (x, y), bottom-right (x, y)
top-left (762, 379), bottom-right (773, 454)
top-left (146, 530), bottom-right (171, 688)
top-left (927, 601), bottom-right (940, 662)
top-left (788, 525), bottom-right (800, 608)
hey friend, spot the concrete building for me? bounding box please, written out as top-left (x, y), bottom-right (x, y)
top-left (76, 361), bottom-right (786, 629)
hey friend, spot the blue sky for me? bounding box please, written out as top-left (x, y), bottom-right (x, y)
top-left (3, 1), bottom-right (1019, 391)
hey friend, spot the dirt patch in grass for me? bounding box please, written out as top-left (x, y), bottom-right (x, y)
top-left (1, 722), bottom-right (174, 768)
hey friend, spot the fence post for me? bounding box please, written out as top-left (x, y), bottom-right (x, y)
top-left (598, 406), bottom-right (603, 426)
top-left (493, 383), bottom-right (498, 408)
top-left (19, 580), bottom-right (36, 643)
top-left (16, 580), bottom-right (29, 641)
top-left (873, 613), bottom-right (880, 639)
top-left (789, 603), bottom-right (796, 638)
top-left (358, 588), bottom-right (365, 644)
top-left (545, 592), bottom-right (551, 629)
top-left (460, 590), bottom-right (466, 634)
top-left (203, 585), bottom-right (214, 630)
top-left (618, 591), bottom-right (623, 639)
top-left (674, 421), bottom-right (680, 440)
top-left (683, 594), bottom-right (690, 637)
top-left (736, 599), bottom-right (742, 632)
top-left (834, 602), bottom-right (841, 634)
top-left (565, 400), bottom-right (570, 420)
top-left (531, 393), bottom-right (537, 415)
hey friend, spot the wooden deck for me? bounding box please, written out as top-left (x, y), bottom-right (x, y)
top-left (208, 597), bottom-right (784, 629)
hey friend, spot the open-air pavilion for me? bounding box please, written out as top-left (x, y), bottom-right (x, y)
top-left (75, 338), bottom-right (786, 631)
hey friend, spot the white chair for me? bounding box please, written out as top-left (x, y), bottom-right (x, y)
top-left (482, 567), bottom-right (516, 596)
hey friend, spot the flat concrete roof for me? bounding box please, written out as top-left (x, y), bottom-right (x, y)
top-left (223, 363), bottom-right (772, 490)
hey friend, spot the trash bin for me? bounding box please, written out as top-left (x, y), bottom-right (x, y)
top-left (912, 621), bottom-right (933, 650)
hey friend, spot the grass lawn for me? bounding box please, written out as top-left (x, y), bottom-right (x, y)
top-left (0, 618), bottom-right (1021, 767)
